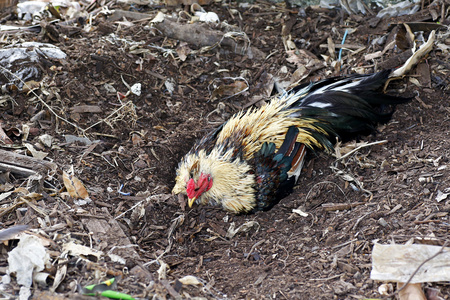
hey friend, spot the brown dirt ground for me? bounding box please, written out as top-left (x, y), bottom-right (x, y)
top-left (0, 1), bottom-right (449, 299)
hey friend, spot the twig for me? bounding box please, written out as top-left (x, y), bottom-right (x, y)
top-left (152, 16), bottom-right (265, 59)
top-left (246, 239), bottom-right (265, 260)
top-left (330, 166), bottom-right (373, 199)
top-left (309, 274), bottom-right (342, 281)
top-left (335, 140), bottom-right (388, 161)
top-left (331, 239), bottom-right (358, 249)
top-left (21, 197), bottom-right (48, 217)
top-left (0, 162), bottom-right (37, 177)
top-left (305, 181), bottom-right (348, 203)
top-left (0, 149), bottom-right (57, 174)
top-left (322, 202), bottom-right (365, 211)
top-left (114, 198), bottom-right (145, 220)
top-left (352, 212), bottom-right (371, 231)
top-left (83, 100), bottom-right (136, 131)
top-left (0, 200), bottom-right (25, 218)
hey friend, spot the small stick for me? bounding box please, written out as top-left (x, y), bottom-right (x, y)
top-left (322, 202), bottom-right (365, 211)
top-left (246, 239), bottom-right (265, 260)
top-left (335, 140), bottom-right (388, 161)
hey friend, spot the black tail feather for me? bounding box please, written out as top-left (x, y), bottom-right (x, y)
top-left (251, 127), bottom-right (304, 212)
top-left (286, 70), bottom-right (411, 143)
top-left (275, 126), bottom-right (299, 159)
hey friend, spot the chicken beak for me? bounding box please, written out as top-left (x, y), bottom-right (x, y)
top-left (188, 197), bottom-right (196, 208)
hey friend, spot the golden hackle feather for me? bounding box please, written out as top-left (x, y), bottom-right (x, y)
top-left (215, 93), bottom-right (331, 158)
top-left (173, 149), bottom-right (256, 212)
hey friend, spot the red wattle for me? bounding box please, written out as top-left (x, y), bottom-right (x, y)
top-left (186, 178), bottom-right (196, 199)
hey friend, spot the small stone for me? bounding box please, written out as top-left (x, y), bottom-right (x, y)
top-left (353, 271), bottom-right (362, 280)
top-left (378, 218), bottom-right (388, 227)
top-left (39, 134), bottom-right (53, 147)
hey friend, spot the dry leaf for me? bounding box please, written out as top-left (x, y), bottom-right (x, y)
top-left (176, 42), bottom-right (191, 61)
top-left (63, 171), bottom-right (89, 199)
top-left (0, 122), bottom-right (13, 144)
top-left (390, 30), bottom-right (435, 78)
top-left (210, 80), bottom-right (248, 101)
top-left (22, 80), bottom-right (40, 93)
top-left (50, 264), bottom-right (67, 292)
top-left (286, 49), bottom-right (321, 68)
top-left (178, 193), bottom-right (186, 211)
top-left (226, 221), bottom-right (260, 239)
top-left (179, 275), bottom-right (201, 286)
top-left (396, 24), bottom-right (414, 51)
top-left (62, 240), bottom-right (103, 259)
top-left (24, 143), bottom-right (48, 160)
top-left (398, 283), bottom-right (426, 300)
top-left (22, 192), bottom-right (44, 201)
top-left (131, 133), bottom-right (144, 146)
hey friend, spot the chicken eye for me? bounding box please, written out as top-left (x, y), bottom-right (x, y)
top-left (189, 160), bottom-right (199, 179)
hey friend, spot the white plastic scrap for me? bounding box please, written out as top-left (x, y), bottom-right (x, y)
top-left (130, 83), bottom-right (141, 96)
top-left (0, 42), bottom-right (67, 88)
top-left (150, 11), bottom-right (165, 23)
top-left (371, 243), bottom-right (450, 282)
top-left (320, 0), bottom-right (422, 17)
top-left (17, 1), bottom-right (47, 21)
top-left (3, 234), bottom-right (51, 300)
top-left (292, 208), bottom-right (308, 217)
top-left (376, 0), bottom-right (421, 18)
top-left (196, 11), bottom-right (220, 23)
top-left (320, 0), bottom-right (367, 14)
top-left (164, 78), bottom-right (176, 95)
top-left (192, 3), bottom-right (219, 23)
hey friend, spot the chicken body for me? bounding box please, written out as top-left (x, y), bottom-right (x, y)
top-left (173, 70), bottom-right (409, 213)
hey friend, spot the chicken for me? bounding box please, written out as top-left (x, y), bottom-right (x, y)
top-left (172, 70), bottom-right (410, 213)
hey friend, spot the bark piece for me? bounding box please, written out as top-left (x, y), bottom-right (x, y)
top-left (81, 207), bottom-right (141, 262)
top-left (153, 17), bottom-right (266, 59)
top-left (0, 149), bottom-right (57, 177)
